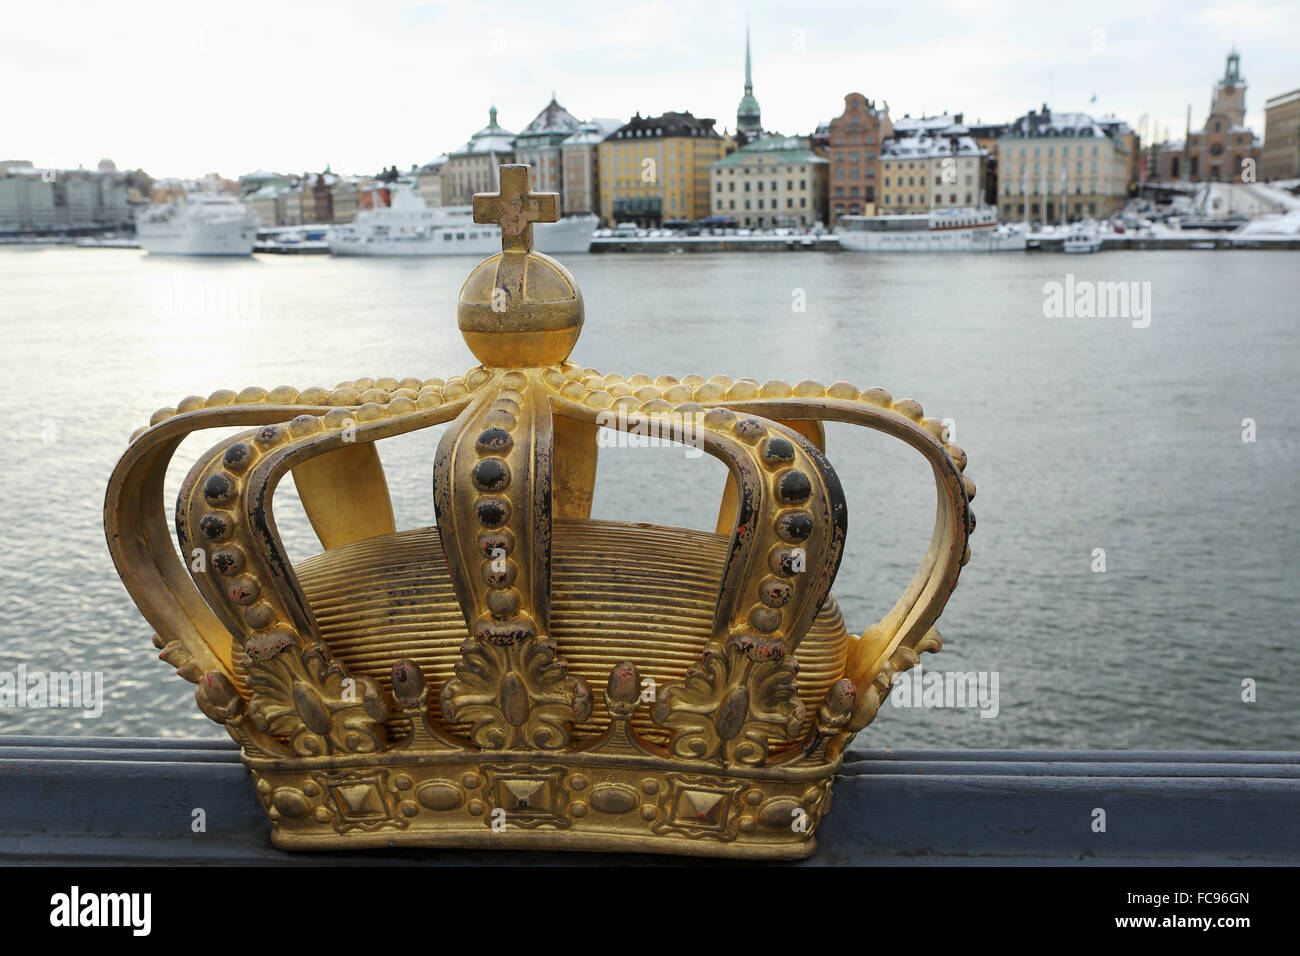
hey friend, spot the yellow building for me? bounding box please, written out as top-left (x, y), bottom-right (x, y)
top-left (598, 111), bottom-right (727, 226)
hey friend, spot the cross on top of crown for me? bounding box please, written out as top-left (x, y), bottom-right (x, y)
top-left (472, 164), bottom-right (559, 254)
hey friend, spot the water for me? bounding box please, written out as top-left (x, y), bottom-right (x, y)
top-left (2, 245), bottom-right (1297, 750)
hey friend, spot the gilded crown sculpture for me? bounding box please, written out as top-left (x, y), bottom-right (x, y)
top-left (104, 165), bottom-right (975, 859)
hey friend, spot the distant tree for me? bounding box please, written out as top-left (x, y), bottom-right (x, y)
top-left (125, 169), bottom-right (154, 199)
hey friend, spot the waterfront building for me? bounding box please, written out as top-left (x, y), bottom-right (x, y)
top-left (276, 186), bottom-right (303, 227)
top-left (1095, 117), bottom-right (1141, 188)
top-left (708, 134), bottom-right (828, 228)
top-left (244, 183), bottom-right (283, 226)
top-left (997, 105), bottom-right (1130, 223)
top-left (415, 155), bottom-right (446, 207)
top-left (1148, 139), bottom-right (1186, 180)
top-left (811, 121), bottom-right (831, 152)
top-left (513, 96), bottom-right (581, 202)
top-left (331, 178), bottom-right (361, 224)
top-left (560, 117), bottom-right (623, 216)
top-left (597, 110), bottom-right (725, 226)
top-left (0, 169), bottom-right (56, 231)
top-left (735, 26), bottom-right (762, 144)
top-left (965, 119), bottom-right (1011, 204)
top-left (877, 130), bottom-right (987, 215)
top-left (443, 106), bottom-right (515, 205)
top-left (0, 162), bottom-right (130, 233)
top-left (149, 178), bottom-right (188, 204)
top-left (1261, 88), bottom-right (1300, 181)
top-left (296, 171), bottom-right (339, 224)
top-left (827, 92), bottom-right (892, 225)
top-left (1182, 51), bottom-right (1260, 182)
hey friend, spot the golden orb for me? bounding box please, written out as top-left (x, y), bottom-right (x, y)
top-left (457, 249), bottom-right (584, 368)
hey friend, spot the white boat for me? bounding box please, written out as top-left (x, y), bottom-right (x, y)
top-left (837, 207), bottom-right (1026, 252)
top-left (135, 194), bottom-right (258, 256)
top-left (1063, 225), bottom-right (1102, 254)
top-left (328, 184), bottom-right (596, 256)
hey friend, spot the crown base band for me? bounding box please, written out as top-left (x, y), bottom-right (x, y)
top-left (249, 749), bottom-right (838, 859)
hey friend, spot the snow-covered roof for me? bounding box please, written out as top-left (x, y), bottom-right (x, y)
top-left (1005, 107), bottom-right (1109, 138)
top-left (1096, 117), bottom-right (1135, 135)
top-left (711, 134), bottom-right (827, 167)
top-left (517, 97), bottom-right (581, 139)
top-left (451, 107), bottom-right (516, 157)
top-left (562, 117), bottom-right (624, 147)
top-left (881, 134), bottom-right (985, 159)
top-left (893, 114), bottom-right (957, 133)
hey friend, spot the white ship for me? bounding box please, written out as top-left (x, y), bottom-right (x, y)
top-left (837, 207), bottom-right (1026, 252)
top-left (328, 184), bottom-right (596, 256)
top-left (135, 194), bottom-right (258, 256)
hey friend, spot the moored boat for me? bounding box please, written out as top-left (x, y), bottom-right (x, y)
top-left (837, 207), bottom-right (1025, 252)
top-left (1063, 224), bottom-right (1102, 254)
top-left (135, 194), bottom-right (258, 256)
top-left (328, 183), bottom-right (595, 256)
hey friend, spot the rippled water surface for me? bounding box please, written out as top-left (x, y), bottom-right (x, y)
top-left (2, 245), bottom-right (1297, 750)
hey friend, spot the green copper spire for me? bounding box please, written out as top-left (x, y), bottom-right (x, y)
top-left (745, 24), bottom-right (753, 92)
top-left (737, 22), bottom-right (762, 134)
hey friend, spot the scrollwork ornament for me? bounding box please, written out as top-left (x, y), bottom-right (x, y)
top-left (244, 642), bottom-right (389, 756)
top-left (652, 633), bottom-right (804, 766)
top-left (439, 634), bottom-right (592, 750)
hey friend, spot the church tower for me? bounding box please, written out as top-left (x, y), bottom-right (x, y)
top-left (1211, 50), bottom-right (1247, 128)
top-left (736, 25), bottom-right (762, 139)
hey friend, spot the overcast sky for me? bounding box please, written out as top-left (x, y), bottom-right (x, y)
top-left (6, 0), bottom-right (1297, 179)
